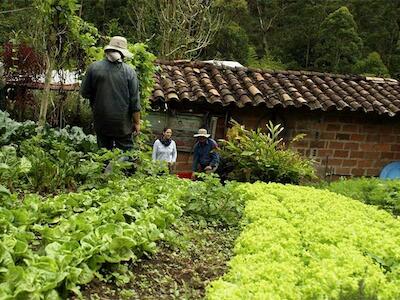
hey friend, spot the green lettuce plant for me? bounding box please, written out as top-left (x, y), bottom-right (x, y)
top-left (207, 183), bottom-right (400, 299)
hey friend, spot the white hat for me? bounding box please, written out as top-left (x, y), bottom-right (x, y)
top-left (104, 36), bottom-right (133, 59)
top-left (194, 128), bottom-right (210, 138)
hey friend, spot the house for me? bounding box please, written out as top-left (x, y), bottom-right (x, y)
top-left (149, 60), bottom-right (400, 179)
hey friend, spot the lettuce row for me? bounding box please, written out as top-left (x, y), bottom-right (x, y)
top-left (207, 183), bottom-right (400, 299)
top-left (0, 176), bottom-right (188, 299)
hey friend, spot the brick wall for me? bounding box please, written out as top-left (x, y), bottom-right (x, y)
top-left (175, 151), bottom-right (192, 173)
top-left (283, 110), bottom-right (400, 179)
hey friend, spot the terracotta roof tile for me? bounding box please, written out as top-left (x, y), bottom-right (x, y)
top-left (152, 60), bottom-right (400, 116)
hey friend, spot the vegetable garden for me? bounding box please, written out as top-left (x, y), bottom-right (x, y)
top-left (2, 1), bottom-right (400, 299)
top-left (2, 110), bottom-right (400, 300)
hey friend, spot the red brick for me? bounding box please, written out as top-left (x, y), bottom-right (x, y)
top-left (381, 152), bottom-right (394, 159)
top-left (379, 127), bottom-right (393, 135)
top-left (342, 124), bottom-right (359, 133)
top-left (375, 159), bottom-right (391, 168)
top-left (366, 168), bottom-right (380, 176)
top-left (366, 135), bottom-right (380, 143)
top-left (375, 144), bottom-right (391, 152)
top-left (394, 152), bottom-right (400, 159)
top-left (364, 152), bottom-right (379, 159)
top-left (325, 116), bottom-right (339, 122)
top-left (360, 144), bottom-right (376, 151)
top-left (351, 168), bottom-right (366, 176)
top-left (342, 160), bottom-right (357, 167)
top-left (334, 150), bottom-right (349, 158)
top-left (351, 134), bottom-right (366, 142)
top-left (357, 160), bottom-right (373, 168)
top-left (391, 144), bottom-right (400, 152)
top-left (329, 141), bottom-right (344, 149)
top-left (336, 133), bottom-right (351, 140)
top-left (318, 149), bottom-right (334, 157)
top-left (335, 167), bottom-right (351, 175)
top-left (350, 151), bottom-right (365, 159)
top-left (310, 141), bottom-right (326, 148)
top-left (343, 142), bottom-right (359, 150)
top-left (329, 159), bottom-right (343, 166)
top-left (326, 124), bottom-right (341, 131)
top-left (320, 132), bottom-right (335, 139)
top-left (292, 140), bottom-right (310, 148)
top-left (296, 122), bottom-right (311, 130)
top-left (362, 125), bottom-right (378, 134)
top-left (380, 135), bottom-right (396, 143)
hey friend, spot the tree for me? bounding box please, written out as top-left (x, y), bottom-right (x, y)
top-left (270, 0), bottom-right (341, 69)
top-left (354, 52), bottom-right (390, 77)
top-left (31, 0), bottom-right (99, 125)
top-left (156, 0), bottom-right (222, 59)
top-left (202, 0), bottom-right (251, 63)
top-left (0, 1), bottom-right (32, 51)
top-left (247, 47), bottom-right (286, 70)
top-left (204, 22), bottom-right (250, 63)
top-left (246, 0), bottom-right (289, 55)
top-left (314, 6), bottom-right (362, 74)
top-left (348, 0), bottom-right (400, 78)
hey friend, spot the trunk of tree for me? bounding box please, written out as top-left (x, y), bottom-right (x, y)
top-left (39, 54), bottom-right (52, 126)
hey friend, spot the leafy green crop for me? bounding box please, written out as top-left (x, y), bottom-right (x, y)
top-left (321, 178), bottom-right (400, 216)
top-left (207, 183), bottom-right (400, 299)
top-left (184, 173), bottom-right (244, 226)
top-left (0, 176), bottom-right (188, 299)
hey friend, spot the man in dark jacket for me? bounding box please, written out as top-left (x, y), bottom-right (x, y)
top-left (80, 36), bottom-right (140, 151)
top-left (192, 128), bottom-right (220, 173)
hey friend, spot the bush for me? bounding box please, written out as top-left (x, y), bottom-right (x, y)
top-left (323, 177), bottom-right (400, 216)
top-left (218, 121), bottom-right (315, 183)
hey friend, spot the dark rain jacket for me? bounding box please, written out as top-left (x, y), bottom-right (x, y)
top-left (80, 59), bottom-right (140, 136)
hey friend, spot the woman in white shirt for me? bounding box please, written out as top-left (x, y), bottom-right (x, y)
top-left (152, 128), bottom-right (177, 173)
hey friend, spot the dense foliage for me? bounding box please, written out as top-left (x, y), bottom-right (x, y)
top-left (0, 176), bottom-right (187, 298)
top-left (322, 177), bottom-right (400, 216)
top-left (2, 1), bottom-right (399, 78)
top-left (218, 121), bottom-right (315, 184)
top-left (207, 183), bottom-right (400, 299)
top-left (0, 111), bottom-right (245, 298)
top-left (0, 110), bottom-right (137, 194)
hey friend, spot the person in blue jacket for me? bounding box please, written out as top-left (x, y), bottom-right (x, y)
top-left (192, 128), bottom-right (220, 174)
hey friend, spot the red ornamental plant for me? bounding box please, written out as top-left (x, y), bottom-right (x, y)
top-left (2, 43), bottom-right (45, 112)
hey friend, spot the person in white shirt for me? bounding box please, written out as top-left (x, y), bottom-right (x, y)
top-left (152, 127), bottom-right (177, 173)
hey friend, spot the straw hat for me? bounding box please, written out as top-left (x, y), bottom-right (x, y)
top-left (194, 128), bottom-right (210, 138)
top-left (104, 36), bottom-right (133, 59)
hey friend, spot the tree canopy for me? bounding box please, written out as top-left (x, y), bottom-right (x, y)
top-left (1, 0), bottom-right (399, 78)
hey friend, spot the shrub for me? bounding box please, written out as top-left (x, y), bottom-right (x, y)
top-left (218, 121), bottom-right (316, 183)
top-left (323, 177), bottom-right (400, 216)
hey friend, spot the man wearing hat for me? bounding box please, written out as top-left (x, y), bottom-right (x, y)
top-left (192, 128), bottom-right (220, 174)
top-left (80, 36), bottom-right (140, 150)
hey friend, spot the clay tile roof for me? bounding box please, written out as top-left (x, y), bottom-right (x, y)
top-left (152, 60), bottom-right (400, 116)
